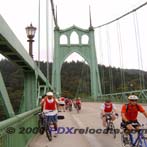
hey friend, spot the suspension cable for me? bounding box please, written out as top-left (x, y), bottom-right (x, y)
top-left (106, 26), bottom-right (113, 93)
top-left (98, 28), bottom-right (105, 94)
top-left (133, 12), bottom-right (145, 89)
top-left (46, 0), bottom-right (49, 81)
top-left (50, 6), bottom-right (54, 80)
top-left (50, 0), bottom-right (58, 27)
top-left (75, 61), bottom-right (85, 98)
top-left (116, 21), bottom-right (125, 92)
top-left (94, 2), bottom-right (147, 29)
top-left (38, 0), bottom-right (41, 68)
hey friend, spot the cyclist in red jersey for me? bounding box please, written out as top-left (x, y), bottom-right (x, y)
top-left (65, 98), bottom-right (69, 110)
top-left (43, 92), bottom-right (58, 137)
top-left (121, 95), bottom-right (147, 131)
top-left (58, 97), bottom-right (65, 112)
top-left (75, 97), bottom-right (82, 111)
top-left (100, 99), bottom-right (118, 127)
top-left (67, 98), bottom-right (73, 111)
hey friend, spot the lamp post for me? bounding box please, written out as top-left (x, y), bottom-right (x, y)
top-left (25, 23), bottom-right (36, 58)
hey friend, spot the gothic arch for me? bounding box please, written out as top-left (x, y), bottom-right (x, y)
top-left (81, 34), bottom-right (89, 44)
top-left (52, 25), bottom-right (102, 99)
top-left (60, 34), bottom-right (68, 44)
top-left (70, 31), bottom-right (79, 44)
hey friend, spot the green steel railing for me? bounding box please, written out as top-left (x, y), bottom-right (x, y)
top-left (82, 89), bottom-right (147, 103)
top-left (0, 107), bottom-right (40, 147)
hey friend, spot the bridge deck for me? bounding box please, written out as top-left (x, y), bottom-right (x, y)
top-left (29, 102), bottom-right (147, 147)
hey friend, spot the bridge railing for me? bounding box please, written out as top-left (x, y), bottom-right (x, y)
top-left (0, 107), bottom-right (40, 147)
top-left (83, 89), bottom-right (147, 103)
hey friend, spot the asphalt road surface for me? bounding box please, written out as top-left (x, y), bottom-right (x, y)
top-left (29, 102), bottom-right (147, 147)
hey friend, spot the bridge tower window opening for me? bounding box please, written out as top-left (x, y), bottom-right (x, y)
top-left (81, 34), bottom-right (89, 44)
top-left (70, 31), bottom-right (79, 44)
top-left (60, 34), bottom-right (68, 44)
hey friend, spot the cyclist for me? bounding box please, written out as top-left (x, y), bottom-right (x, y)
top-left (75, 97), bottom-right (82, 111)
top-left (100, 99), bottom-right (118, 127)
top-left (43, 91), bottom-right (58, 137)
top-left (65, 98), bottom-right (69, 110)
top-left (73, 98), bottom-right (77, 109)
top-left (121, 95), bottom-right (147, 131)
top-left (66, 98), bottom-right (73, 111)
top-left (58, 96), bottom-right (65, 112)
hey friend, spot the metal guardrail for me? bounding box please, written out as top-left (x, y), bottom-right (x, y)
top-left (0, 107), bottom-right (40, 147)
top-left (82, 89), bottom-right (147, 103)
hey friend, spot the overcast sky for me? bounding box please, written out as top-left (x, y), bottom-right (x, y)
top-left (0, 0), bottom-right (147, 70)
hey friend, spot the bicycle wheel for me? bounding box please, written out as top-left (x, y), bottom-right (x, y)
top-left (136, 140), bottom-right (142, 147)
top-left (109, 122), bottom-right (116, 139)
top-left (136, 135), bottom-right (147, 147)
top-left (45, 125), bottom-right (52, 141)
top-left (142, 135), bottom-right (147, 147)
top-left (38, 119), bottom-right (45, 135)
top-left (120, 132), bottom-right (131, 147)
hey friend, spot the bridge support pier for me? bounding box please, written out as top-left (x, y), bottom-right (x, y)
top-left (21, 72), bottom-right (37, 112)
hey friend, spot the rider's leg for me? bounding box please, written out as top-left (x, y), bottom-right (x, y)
top-left (101, 114), bottom-right (106, 127)
top-left (111, 114), bottom-right (116, 121)
top-left (63, 104), bottom-right (65, 112)
top-left (53, 122), bottom-right (57, 131)
top-left (53, 115), bottom-right (58, 137)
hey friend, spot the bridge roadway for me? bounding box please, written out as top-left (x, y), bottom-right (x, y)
top-left (29, 102), bottom-right (147, 147)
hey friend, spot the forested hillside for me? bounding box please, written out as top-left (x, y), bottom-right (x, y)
top-left (0, 59), bottom-right (147, 118)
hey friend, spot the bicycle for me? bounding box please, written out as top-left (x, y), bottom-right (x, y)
top-left (65, 103), bottom-right (72, 111)
top-left (41, 112), bottom-right (55, 141)
top-left (103, 113), bottom-right (117, 139)
top-left (37, 112), bottom-right (45, 135)
top-left (37, 111), bottom-right (64, 141)
top-left (121, 125), bottom-right (147, 147)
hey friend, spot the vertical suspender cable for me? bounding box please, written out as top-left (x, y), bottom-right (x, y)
top-left (50, 0), bottom-right (58, 27)
top-left (133, 12), bottom-right (144, 89)
top-left (46, 0), bottom-right (49, 81)
top-left (116, 21), bottom-right (125, 92)
top-left (50, 5), bottom-right (54, 84)
top-left (98, 28), bottom-right (105, 94)
top-left (75, 61), bottom-right (84, 98)
top-left (49, 4), bottom-right (55, 85)
top-left (51, 7), bottom-right (54, 71)
top-left (38, 0), bottom-right (40, 68)
top-left (50, 1), bottom-right (56, 85)
top-left (106, 26), bottom-right (113, 93)
top-left (37, 0), bottom-right (41, 103)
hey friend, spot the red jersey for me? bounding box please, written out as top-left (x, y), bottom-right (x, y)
top-left (104, 102), bottom-right (113, 112)
top-left (76, 100), bottom-right (81, 105)
top-left (121, 103), bottom-right (145, 121)
top-left (44, 98), bottom-right (57, 110)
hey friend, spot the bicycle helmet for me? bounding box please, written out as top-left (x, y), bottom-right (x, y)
top-left (128, 95), bottom-right (138, 100)
top-left (46, 92), bottom-right (53, 96)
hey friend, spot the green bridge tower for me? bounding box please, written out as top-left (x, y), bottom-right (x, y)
top-left (52, 17), bottom-right (102, 99)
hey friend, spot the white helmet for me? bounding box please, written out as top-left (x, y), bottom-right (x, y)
top-left (46, 92), bottom-right (53, 96)
top-left (128, 95), bottom-right (138, 100)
